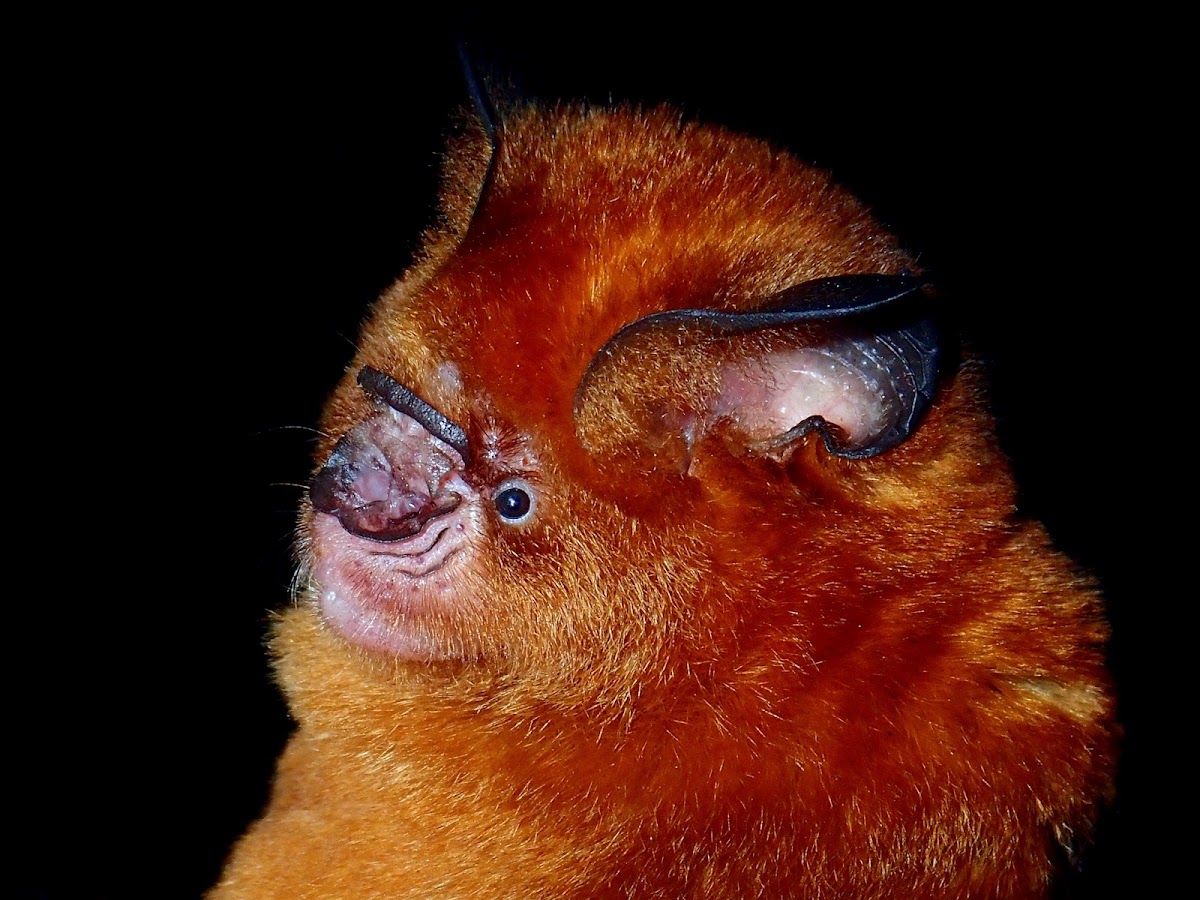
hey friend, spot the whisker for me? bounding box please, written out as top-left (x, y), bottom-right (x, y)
top-left (254, 424), bottom-right (332, 440)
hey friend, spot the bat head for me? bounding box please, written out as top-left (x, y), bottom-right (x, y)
top-left (302, 105), bottom-right (1008, 698)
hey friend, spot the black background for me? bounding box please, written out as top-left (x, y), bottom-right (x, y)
top-left (26, 13), bottom-right (1147, 898)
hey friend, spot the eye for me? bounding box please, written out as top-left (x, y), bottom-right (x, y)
top-left (493, 479), bottom-right (536, 524)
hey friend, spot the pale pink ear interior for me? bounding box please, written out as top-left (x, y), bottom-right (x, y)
top-left (714, 347), bottom-right (891, 450)
top-left (576, 295), bottom-right (939, 467)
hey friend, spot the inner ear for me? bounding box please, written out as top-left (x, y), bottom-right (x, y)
top-left (574, 275), bottom-right (940, 470)
top-left (715, 321), bottom-right (940, 460)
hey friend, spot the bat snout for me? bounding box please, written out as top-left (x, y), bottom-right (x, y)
top-left (306, 405), bottom-right (486, 660)
top-left (310, 407), bottom-right (468, 543)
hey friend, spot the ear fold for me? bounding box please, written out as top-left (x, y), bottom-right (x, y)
top-left (573, 275), bottom-right (940, 472)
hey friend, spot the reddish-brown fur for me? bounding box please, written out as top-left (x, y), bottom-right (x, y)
top-left (213, 104), bottom-right (1115, 898)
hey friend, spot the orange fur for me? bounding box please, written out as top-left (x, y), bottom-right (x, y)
top-left (213, 104), bottom-right (1115, 898)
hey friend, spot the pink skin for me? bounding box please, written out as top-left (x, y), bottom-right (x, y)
top-left (310, 406), bottom-right (487, 660)
top-left (312, 495), bottom-right (485, 659)
top-left (718, 348), bottom-right (885, 448)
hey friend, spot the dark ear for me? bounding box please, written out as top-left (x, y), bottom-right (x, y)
top-left (456, 41), bottom-right (502, 224)
top-left (573, 275), bottom-right (941, 472)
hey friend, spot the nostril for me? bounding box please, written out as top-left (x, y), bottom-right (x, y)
top-left (309, 465), bottom-right (343, 517)
top-left (311, 447), bottom-right (465, 543)
top-left (332, 493), bottom-right (463, 543)
top-left (310, 406), bottom-right (470, 544)
top-left (310, 437), bottom-right (360, 516)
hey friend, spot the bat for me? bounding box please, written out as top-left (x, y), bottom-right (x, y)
top-left (212, 80), bottom-right (1117, 898)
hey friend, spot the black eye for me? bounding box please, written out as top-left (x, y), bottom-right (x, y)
top-left (493, 480), bottom-right (535, 523)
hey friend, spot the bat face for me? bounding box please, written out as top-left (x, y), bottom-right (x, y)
top-left (303, 106), bottom-right (960, 678)
top-left (217, 99), bottom-right (1115, 899)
